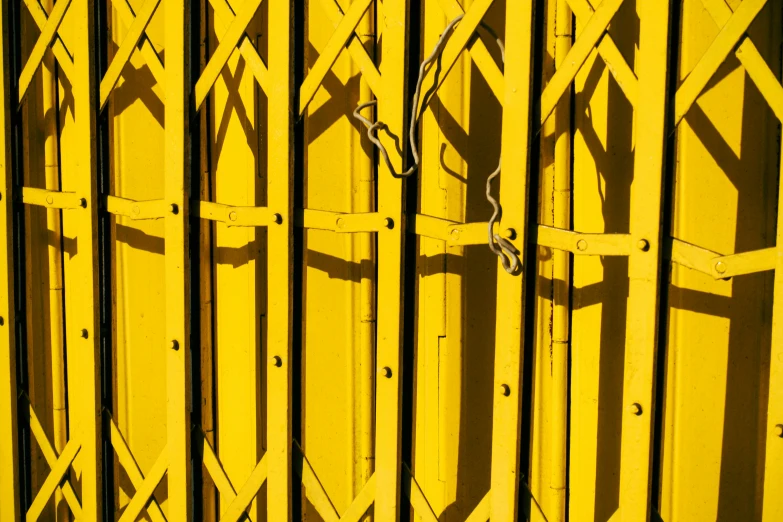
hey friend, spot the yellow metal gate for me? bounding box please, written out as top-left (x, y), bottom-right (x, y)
top-left (0, 0), bottom-right (781, 521)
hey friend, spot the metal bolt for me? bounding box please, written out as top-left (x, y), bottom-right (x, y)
top-left (170, 203), bottom-right (179, 215)
top-left (336, 218), bottom-right (345, 229)
top-left (170, 340), bottom-right (179, 351)
top-left (775, 424), bottom-right (783, 438)
top-left (450, 228), bottom-right (461, 240)
top-left (499, 384), bottom-right (511, 397)
top-left (81, 329), bottom-right (89, 339)
top-left (0, 192), bottom-right (3, 201)
top-left (132, 205), bottom-right (141, 215)
top-left (272, 213), bottom-right (283, 224)
top-left (502, 228), bottom-right (516, 240)
top-left (576, 239), bottom-right (588, 251)
top-left (272, 355), bottom-right (283, 367)
top-left (80, 198), bottom-right (87, 208)
top-left (229, 211), bottom-right (238, 222)
top-left (629, 403), bottom-right (643, 416)
top-left (380, 366), bottom-right (392, 378)
top-left (383, 217), bottom-right (394, 229)
top-left (715, 261), bottom-right (727, 274)
top-left (0, 317), bottom-right (4, 326)
top-left (46, 195), bottom-right (54, 205)
top-left (637, 239), bottom-right (650, 251)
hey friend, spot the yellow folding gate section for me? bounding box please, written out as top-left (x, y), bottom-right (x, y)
top-left (0, 0), bottom-right (782, 521)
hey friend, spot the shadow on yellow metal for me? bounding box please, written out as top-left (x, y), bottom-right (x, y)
top-left (0, 0), bottom-right (782, 521)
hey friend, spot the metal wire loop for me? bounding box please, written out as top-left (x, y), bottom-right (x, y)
top-left (354, 14), bottom-right (520, 274)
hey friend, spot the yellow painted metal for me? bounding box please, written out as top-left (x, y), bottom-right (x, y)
top-left (374, 0), bottom-right (409, 520)
top-left (267, 0), bottom-right (295, 520)
top-left (0, 0), bottom-right (19, 519)
top-left (489, 0), bottom-right (534, 520)
top-left (165, 0), bottom-right (192, 517)
top-left (617, 2), bottom-right (671, 521)
top-left (2, 2), bottom-right (783, 521)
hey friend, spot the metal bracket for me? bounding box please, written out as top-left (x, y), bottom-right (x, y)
top-left (536, 225), bottom-right (633, 256)
top-left (197, 201), bottom-right (282, 227)
top-left (105, 196), bottom-right (169, 220)
top-left (21, 187), bottom-right (85, 209)
top-left (298, 209), bottom-right (393, 233)
top-left (669, 238), bottom-right (776, 279)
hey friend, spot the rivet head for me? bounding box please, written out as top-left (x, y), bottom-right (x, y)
top-left (0, 192), bottom-right (3, 201)
top-left (774, 424), bottom-right (783, 438)
top-left (499, 384), bottom-right (511, 397)
top-left (637, 239), bottom-right (650, 251)
top-left (170, 339), bottom-right (179, 350)
top-left (229, 211), bottom-right (238, 222)
top-left (629, 403), bottom-right (643, 416)
top-left (46, 195), bottom-right (54, 205)
top-left (79, 198), bottom-right (87, 208)
top-left (272, 213), bottom-right (283, 224)
top-left (336, 217), bottom-right (345, 229)
top-left (380, 366), bottom-right (392, 378)
top-left (503, 228), bottom-right (516, 240)
top-left (169, 203), bottom-right (179, 215)
top-left (0, 316), bottom-right (4, 326)
top-left (715, 261), bottom-right (727, 274)
top-left (576, 239), bottom-right (588, 251)
top-left (450, 228), bottom-right (460, 240)
top-left (80, 329), bottom-right (89, 339)
top-left (383, 217), bottom-right (394, 229)
top-left (272, 355), bottom-right (283, 367)
top-left (132, 205), bottom-right (141, 215)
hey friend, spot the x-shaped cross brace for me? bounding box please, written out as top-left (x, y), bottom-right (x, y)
top-left (200, 431), bottom-right (268, 520)
top-left (194, 0), bottom-right (267, 110)
top-left (23, 395), bottom-right (82, 519)
top-left (675, 0), bottom-right (781, 125)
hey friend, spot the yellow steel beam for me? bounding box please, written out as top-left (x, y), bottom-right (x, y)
top-left (21, 0), bottom-right (75, 81)
top-left (26, 438), bottom-right (81, 521)
top-left (104, 195), bottom-right (168, 220)
top-left (374, 0), bottom-right (410, 518)
top-left (489, 0), bottom-right (534, 519)
top-left (165, 0), bottom-right (192, 516)
top-left (69, 0), bottom-right (104, 517)
top-left (618, 1), bottom-right (671, 520)
top-left (0, 0), bottom-right (19, 517)
top-left (111, 0), bottom-right (165, 89)
top-left (267, 0), bottom-right (295, 518)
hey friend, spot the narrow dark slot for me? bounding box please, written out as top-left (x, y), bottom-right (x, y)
top-left (8, 0), bottom-right (32, 511)
top-left (400, 2), bottom-right (421, 521)
top-left (651, 0), bottom-right (683, 516)
top-left (190, 0), bottom-right (205, 518)
top-left (520, 0), bottom-right (547, 516)
top-left (292, 0), bottom-right (306, 518)
top-left (96, 0), bottom-right (114, 515)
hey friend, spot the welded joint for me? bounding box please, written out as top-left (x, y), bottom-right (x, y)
top-left (105, 195), bottom-right (169, 220)
top-left (669, 238), bottom-right (776, 279)
top-left (537, 225), bottom-right (632, 256)
top-left (197, 200), bottom-right (282, 227)
top-left (21, 187), bottom-right (85, 209)
top-left (298, 209), bottom-right (393, 233)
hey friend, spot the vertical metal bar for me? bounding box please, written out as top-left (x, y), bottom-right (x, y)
top-left (267, 0), bottom-right (294, 519)
top-left (72, 0), bottom-right (104, 517)
top-left (0, 0), bottom-right (19, 518)
top-left (551, 1), bottom-right (572, 520)
top-left (165, 0), bottom-right (192, 516)
top-left (374, 0), bottom-right (409, 519)
top-left (761, 139), bottom-right (783, 520)
top-left (618, 2), bottom-right (671, 521)
top-left (489, 0), bottom-right (535, 520)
